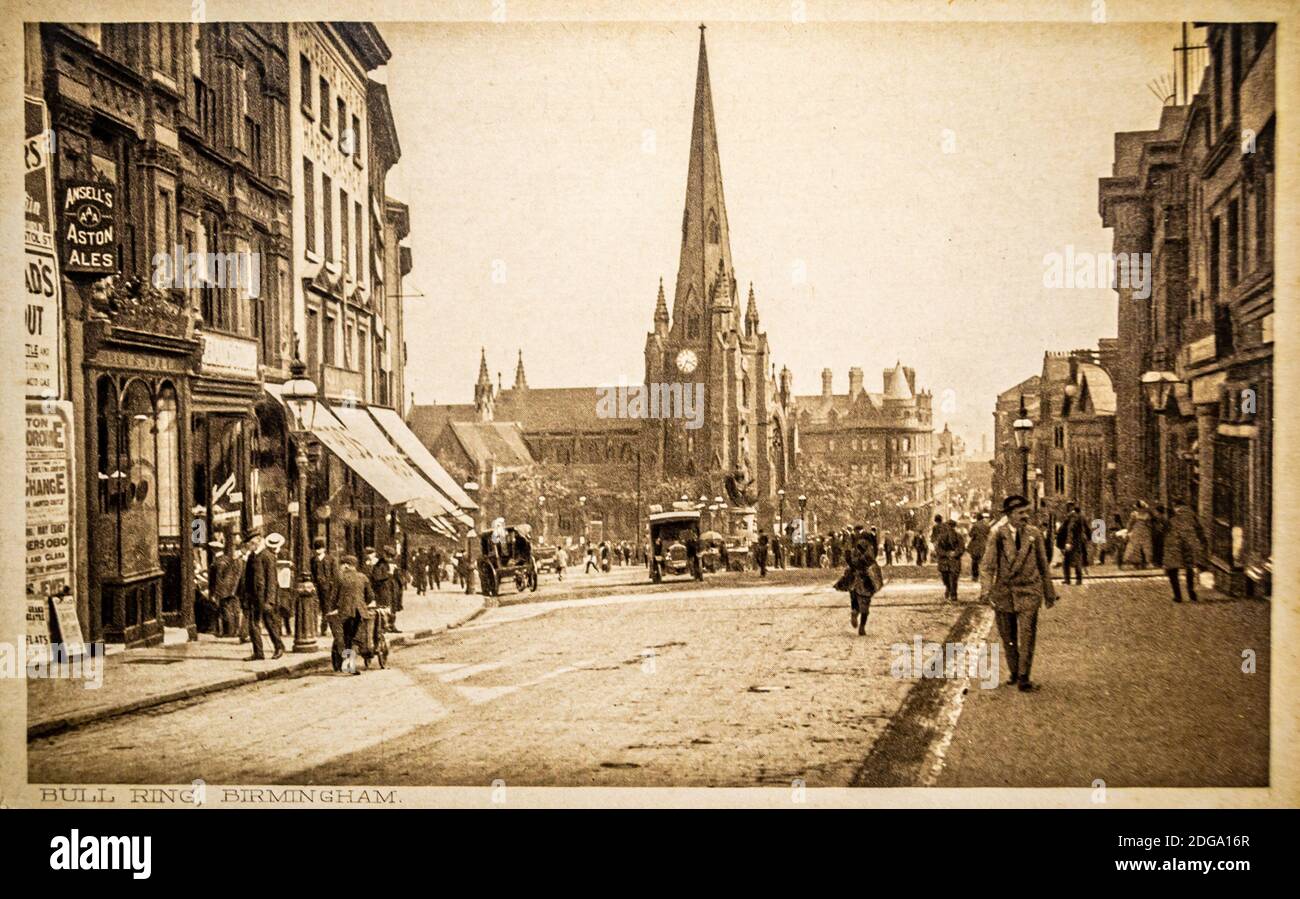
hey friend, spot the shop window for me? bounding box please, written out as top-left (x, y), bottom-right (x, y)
top-left (156, 384), bottom-right (180, 538)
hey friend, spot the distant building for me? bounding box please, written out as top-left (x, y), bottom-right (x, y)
top-left (792, 362), bottom-right (935, 516)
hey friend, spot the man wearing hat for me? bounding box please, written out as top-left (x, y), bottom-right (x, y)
top-left (210, 535), bottom-right (244, 639)
top-left (370, 544), bottom-right (404, 633)
top-left (263, 532), bottom-right (294, 636)
top-left (241, 527), bottom-right (284, 660)
top-left (311, 537), bottom-right (339, 638)
top-left (327, 555), bottom-right (373, 674)
top-left (980, 495), bottom-right (1057, 691)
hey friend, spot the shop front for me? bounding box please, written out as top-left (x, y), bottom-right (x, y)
top-left (84, 317), bottom-right (199, 648)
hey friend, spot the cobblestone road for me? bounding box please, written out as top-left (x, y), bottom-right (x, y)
top-left (29, 579), bottom-right (969, 786)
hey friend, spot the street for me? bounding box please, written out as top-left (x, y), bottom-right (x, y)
top-left (28, 572), bottom-right (1268, 788)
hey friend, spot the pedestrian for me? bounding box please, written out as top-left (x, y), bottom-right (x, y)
top-left (458, 549), bottom-right (474, 594)
top-left (556, 544), bottom-right (568, 581)
top-left (370, 544), bottom-right (404, 633)
top-left (882, 531), bottom-right (895, 567)
top-left (584, 544), bottom-right (598, 573)
top-left (757, 533), bottom-right (769, 577)
top-left (411, 547), bottom-right (428, 595)
top-left (967, 512), bottom-right (991, 582)
top-left (1152, 504), bottom-right (1169, 568)
top-left (1123, 501), bottom-right (1155, 568)
top-left (980, 495), bottom-right (1057, 692)
top-left (241, 528), bottom-right (284, 661)
top-left (935, 518), bottom-right (966, 601)
top-left (210, 537), bottom-right (244, 639)
top-left (836, 529), bottom-right (882, 636)
top-left (1163, 501), bottom-right (1208, 603)
top-left (430, 547), bottom-right (444, 591)
top-left (263, 532), bottom-right (293, 636)
top-left (325, 555), bottom-right (371, 674)
top-left (1055, 504), bottom-right (1089, 586)
top-left (912, 532), bottom-right (927, 565)
top-left (311, 536), bottom-right (339, 637)
top-left (685, 531), bottom-right (702, 580)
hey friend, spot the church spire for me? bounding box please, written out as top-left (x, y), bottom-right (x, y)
top-left (654, 277), bottom-right (670, 333)
top-left (474, 348), bottom-right (494, 421)
top-left (672, 25), bottom-right (736, 334)
top-left (745, 281), bottom-right (759, 336)
top-left (514, 349), bottom-right (528, 390)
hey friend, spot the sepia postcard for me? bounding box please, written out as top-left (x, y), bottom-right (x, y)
top-left (1, 0), bottom-right (1295, 819)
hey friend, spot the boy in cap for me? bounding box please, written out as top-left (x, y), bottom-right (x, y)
top-left (980, 495), bottom-right (1057, 691)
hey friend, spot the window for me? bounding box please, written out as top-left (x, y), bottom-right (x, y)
top-left (355, 201), bottom-right (363, 275)
top-left (92, 131), bottom-right (135, 275)
top-left (344, 319), bottom-right (355, 368)
top-left (322, 174), bottom-right (333, 262)
top-left (1054, 465), bottom-right (1066, 494)
top-left (300, 55), bottom-right (312, 112)
top-left (337, 97), bottom-right (347, 151)
top-left (340, 189), bottom-right (349, 274)
top-left (319, 77), bottom-right (331, 132)
top-left (251, 236), bottom-right (273, 363)
top-left (351, 114), bottom-right (362, 163)
top-left (1256, 175), bottom-right (1268, 266)
top-left (303, 159), bottom-right (315, 254)
top-left (156, 187), bottom-right (174, 264)
top-left (200, 211), bottom-right (233, 331)
top-left (1054, 425), bottom-right (1064, 449)
top-left (194, 75), bottom-right (217, 142)
top-left (1227, 198), bottom-right (1240, 286)
top-left (151, 24), bottom-right (177, 83)
top-left (323, 311), bottom-right (336, 365)
top-left (305, 306), bottom-right (320, 373)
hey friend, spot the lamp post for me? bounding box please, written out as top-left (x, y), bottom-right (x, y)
top-left (463, 480), bottom-right (480, 593)
top-left (1012, 394), bottom-right (1034, 501)
top-left (281, 358), bottom-right (320, 653)
top-left (538, 494), bottom-right (546, 542)
top-left (777, 488), bottom-right (786, 538)
top-left (578, 495), bottom-right (587, 546)
top-left (797, 493), bottom-right (808, 565)
top-left (1141, 370), bottom-right (1181, 505)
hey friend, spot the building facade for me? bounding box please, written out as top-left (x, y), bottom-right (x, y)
top-left (1099, 22), bottom-right (1273, 596)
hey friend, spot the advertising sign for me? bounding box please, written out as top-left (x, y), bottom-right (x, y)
top-left (60, 179), bottom-right (118, 274)
top-left (27, 401), bottom-right (78, 663)
top-left (25, 96), bottom-right (63, 399)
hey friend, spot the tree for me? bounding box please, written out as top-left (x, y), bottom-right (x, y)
top-left (786, 459), bottom-right (892, 532)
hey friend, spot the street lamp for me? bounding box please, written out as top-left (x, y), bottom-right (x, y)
top-left (777, 488), bottom-right (786, 539)
top-left (463, 480), bottom-right (480, 592)
top-left (538, 494), bottom-right (546, 541)
top-left (281, 357), bottom-right (319, 653)
top-left (1141, 370), bottom-right (1182, 504)
top-left (1012, 394), bottom-right (1033, 499)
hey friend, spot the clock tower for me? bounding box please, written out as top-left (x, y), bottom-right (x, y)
top-left (643, 27), bottom-right (795, 524)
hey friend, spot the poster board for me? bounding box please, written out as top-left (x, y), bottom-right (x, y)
top-left (26, 401), bottom-right (77, 663)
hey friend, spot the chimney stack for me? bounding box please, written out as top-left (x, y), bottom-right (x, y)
top-left (821, 368), bottom-right (834, 397)
top-left (848, 367), bottom-right (864, 400)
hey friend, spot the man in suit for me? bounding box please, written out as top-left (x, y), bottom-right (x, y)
top-left (935, 518), bottom-right (966, 602)
top-left (241, 527), bottom-right (284, 660)
top-left (980, 495), bottom-right (1057, 691)
top-left (327, 555), bottom-right (374, 675)
top-left (1056, 504), bottom-right (1089, 586)
top-left (311, 537), bottom-right (339, 637)
top-left (210, 537), bottom-right (244, 639)
top-left (966, 513), bottom-right (991, 581)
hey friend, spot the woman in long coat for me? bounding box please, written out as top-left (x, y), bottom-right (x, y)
top-left (846, 531), bottom-right (881, 636)
top-left (1123, 502), bottom-right (1155, 567)
top-left (1162, 502), bottom-right (1208, 602)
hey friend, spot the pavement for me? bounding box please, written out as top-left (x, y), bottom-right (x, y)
top-left (26, 585), bottom-right (485, 739)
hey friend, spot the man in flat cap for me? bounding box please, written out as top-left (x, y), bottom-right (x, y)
top-left (369, 544), bottom-right (404, 633)
top-left (311, 537), bottom-right (339, 638)
top-left (980, 495), bottom-right (1057, 691)
top-left (327, 555), bottom-right (373, 675)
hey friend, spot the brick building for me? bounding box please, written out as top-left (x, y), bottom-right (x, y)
top-left (1099, 22), bottom-right (1273, 596)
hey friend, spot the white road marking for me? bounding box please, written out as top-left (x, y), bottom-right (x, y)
top-left (918, 606), bottom-right (997, 787)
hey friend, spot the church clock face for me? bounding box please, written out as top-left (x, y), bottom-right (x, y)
top-left (676, 349), bottom-right (698, 375)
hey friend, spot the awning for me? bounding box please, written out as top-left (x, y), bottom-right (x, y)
top-left (367, 406), bottom-right (477, 523)
top-left (264, 384), bottom-right (460, 532)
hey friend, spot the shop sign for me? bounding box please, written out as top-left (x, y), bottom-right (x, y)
top-left (200, 332), bottom-right (259, 380)
top-left (26, 401), bottom-right (77, 665)
top-left (60, 179), bottom-right (118, 274)
top-left (26, 96), bottom-right (63, 400)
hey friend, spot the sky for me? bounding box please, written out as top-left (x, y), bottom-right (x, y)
top-left (378, 20), bottom-right (1188, 453)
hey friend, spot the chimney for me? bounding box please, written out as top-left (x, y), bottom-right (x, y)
top-left (821, 368), bottom-right (833, 397)
top-left (848, 367), bottom-right (864, 400)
